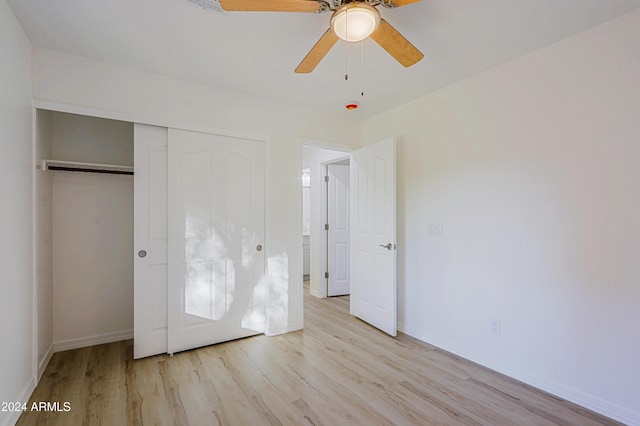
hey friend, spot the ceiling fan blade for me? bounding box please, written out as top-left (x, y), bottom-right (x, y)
top-left (295, 29), bottom-right (339, 73)
top-left (388, 0), bottom-right (422, 7)
top-left (219, 0), bottom-right (321, 12)
top-left (370, 19), bottom-right (424, 67)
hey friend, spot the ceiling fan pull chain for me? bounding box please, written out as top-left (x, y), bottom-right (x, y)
top-left (345, 9), bottom-right (349, 80)
top-left (361, 39), bottom-right (365, 96)
top-left (344, 43), bottom-right (349, 80)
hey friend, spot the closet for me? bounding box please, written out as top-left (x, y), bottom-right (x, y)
top-left (35, 110), bottom-right (134, 375)
top-left (35, 112), bottom-right (268, 372)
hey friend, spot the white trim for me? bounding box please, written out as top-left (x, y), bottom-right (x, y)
top-left (30, 105), bottom-right (39, 396)
top-left (320, 163), bottom-right (328, 299)
top-left (309, 288), bottom-right (324, 298)
top-left (33, 99), bottom-right (267, 144)
top-left (299, 137), bottom-right (354, 154)
top-left (323, 154), bottom-right (351, 164)
top-left (299, 143), bottom-right (311, 301)
top-left (37, 342), bottom-right (54, 381)
top-left (397, 323), bottom-right (640, 426)
top-left (4, 377), bottom-right (36, 426)
top-left (53, 329), bottom-right (133, 353)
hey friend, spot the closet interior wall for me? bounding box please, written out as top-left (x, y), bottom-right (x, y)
top-left (35, 110), bottom-right (134, 372)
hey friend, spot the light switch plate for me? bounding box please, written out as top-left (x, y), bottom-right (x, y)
top-left (427, 223), bottom-right (443, 237)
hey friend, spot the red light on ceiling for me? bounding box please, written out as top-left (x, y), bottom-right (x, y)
top-left (345, 103), bottom-right (359, 110)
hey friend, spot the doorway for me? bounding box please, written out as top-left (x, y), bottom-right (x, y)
top-left (301, 138), bottom-right (398, 337)
top-left (301, 145), bottom-right (350, 299)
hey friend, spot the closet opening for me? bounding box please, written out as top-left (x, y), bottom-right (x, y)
top-left (34, 109), bottom-right (134, 377)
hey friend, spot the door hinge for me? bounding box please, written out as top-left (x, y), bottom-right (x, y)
top-left (325, 272), bottom-right (329, 279)
top-left (324, 175), bottom-right (329, 182)
top-left (324, 224), bottom-right (329, 231)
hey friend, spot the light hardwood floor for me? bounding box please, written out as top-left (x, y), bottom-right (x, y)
top-left (18, 286), bottom-right (621, 425)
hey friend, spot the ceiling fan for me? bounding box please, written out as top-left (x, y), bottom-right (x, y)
top-left (218, 0), bottom-right (424, 73)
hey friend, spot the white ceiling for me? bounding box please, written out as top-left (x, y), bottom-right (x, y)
top-left (8, 0), bottom-right (640, 120)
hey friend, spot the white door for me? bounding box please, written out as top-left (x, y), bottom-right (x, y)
top-left (350, 138), bottom-right (397, 336)
top-left (167, 129), bottom-right (266, 354)
top-left (327, 163), bottom-right (350, 296)
top-left (134, 124), bottom-right (169, 359)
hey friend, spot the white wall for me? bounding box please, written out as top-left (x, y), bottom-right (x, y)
top-left (32, 48), bottom-right (361, 335)
top-left (302, 146), bottom-right (350, 298)
top-left (0, 2), bottom-right (33, 425)
top-left (361, 10), bottom-right (640, 424)
top-left (51, 112), bottom-right (134, 166)
top-left (50, 112), bottom-right (134, 349)
top-left (35, 109), bottom-right (53, 378)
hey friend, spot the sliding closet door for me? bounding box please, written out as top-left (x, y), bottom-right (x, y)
top-left (167, 129), bottom-right (266, 354)
top-left (134, 124), bottom-right (168, 359)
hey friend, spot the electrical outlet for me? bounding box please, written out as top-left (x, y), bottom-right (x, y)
top-left (489, 319), bottom-right (502, 336)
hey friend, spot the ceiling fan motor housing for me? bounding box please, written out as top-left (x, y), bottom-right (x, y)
top-left (330, 2), bottom-right (381, 42)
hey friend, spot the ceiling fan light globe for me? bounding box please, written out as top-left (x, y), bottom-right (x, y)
top-left (331, 3), bottom-right (381, 43)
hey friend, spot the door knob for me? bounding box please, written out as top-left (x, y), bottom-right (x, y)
top-left (379, 243), bottom-right (392, 250)
top-left (138, 250), bottom-right (147, 258)
top-left (256, 244), bottom-right (263, 252)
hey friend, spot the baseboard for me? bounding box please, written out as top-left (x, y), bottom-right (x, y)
top-left (53, 329), bottom-right (133, 353)
top-left (288, 322), bottom-right (303, 334)
top-left (3, 376), bottom-right (36, 426)
top-left (397, 323), bottom-right (640, 426)
top-left (309, 288), bottom-right (323, 298)
top-left (37, 342), bottom-right (54, 381)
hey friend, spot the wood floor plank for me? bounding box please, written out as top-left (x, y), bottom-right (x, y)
top-left (239, 336), bottom-right (360, 425)
top-left (194, 345), bottom-right (271, 425)
top-left (17, 285), bottom-right (623, 426)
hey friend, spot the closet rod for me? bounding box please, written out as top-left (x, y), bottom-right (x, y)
top-left (48, 166), bottom-right (134, 175)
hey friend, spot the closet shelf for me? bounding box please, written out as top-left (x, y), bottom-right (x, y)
top-left (40, 160), bottom-right (134, 175)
